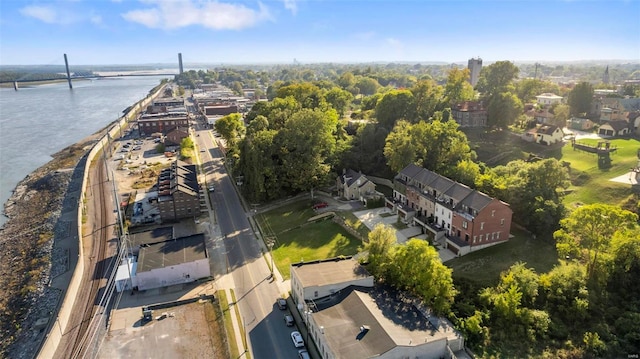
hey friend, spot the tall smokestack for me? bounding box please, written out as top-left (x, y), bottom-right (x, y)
top-left (178, 53), bottom-right (184, 74)
top-left (64, 53), bottom-right (73, 89)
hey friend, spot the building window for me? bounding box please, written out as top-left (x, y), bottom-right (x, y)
top-left (314, 291), bottom-right (318, 298)
top-left (479, 234), bottom-right (483, 241)
top-left (501, 218), bottom-right (505, 226)
top-left (480, 222), bottom-right (485, 230)
top-left (462, 221), bottom-right (468, 229)
top-left (491, 210), bottom-right (495, 217)
top-left (497, 232), bottom-right (500, 239)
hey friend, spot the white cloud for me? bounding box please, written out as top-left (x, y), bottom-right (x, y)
top-left (283, 0), bottom-right (297, 15)
top-left (20, 5), bottom-right (59, 24)
top-left (20, 4), bottom-right (100, 25)
top-left (122, 0), bottom-right (273, 30)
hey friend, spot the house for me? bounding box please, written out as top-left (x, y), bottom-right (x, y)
top-left (629, 111), bottom-right (640, 135)
top-left (598, 120), bottom-right (629, 137)
top-left (387, 164), bottom-right (512, 256)
top-left (525, 109), bottom-right (555, 125)
top-left (115, 233), bottom-right (210, 292)
top-left (536, 93), bottom-right (563, 106)
top-left (567, 117), bottom-right (594, 131)
top-left (451, 101), bottom-right (487, 127)
top-left (336, 169), bottom-right (377, 201)
top-left (522, 124), bottom-right (564, 145)
top-left (165, 127), bottom-right (190, 146)
top-left (157, 160), bottom-right (201, 222)
top-left (290, 257), bottom-right (465, 359)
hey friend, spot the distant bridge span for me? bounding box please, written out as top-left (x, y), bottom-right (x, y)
top-left (4, 53), bottom-right (184, 89)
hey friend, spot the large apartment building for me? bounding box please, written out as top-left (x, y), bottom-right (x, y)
top-left (387, 164), bottom-right (512, 256)
top-left (157, 160), bottom-right (201, 222)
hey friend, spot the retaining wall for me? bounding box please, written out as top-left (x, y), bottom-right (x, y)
top-left (38, 84), bottom-right (165, 358)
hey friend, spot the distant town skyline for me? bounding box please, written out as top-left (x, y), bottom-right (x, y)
top-left (1, 0), bottom-right (638, 66)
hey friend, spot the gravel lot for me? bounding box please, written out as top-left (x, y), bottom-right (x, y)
top-left (99, 299), bottom-right (227, 359)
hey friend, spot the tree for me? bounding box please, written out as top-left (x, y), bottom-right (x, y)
top-left (539, 262), bottom-right (589, 323)
top-left (514, 79), bottom-right (560, 104)
top-left (411, 79), bottom-right (446, 121)
top-left (388, 239), bottom-right (457, 314)
top-left (444, 67), bottom-right (475, 105)
top-left (337, 71), bottom-right (356, 89)
top-left (383, 119), bottom-right (473, 175)
top-left (276, 83), bottom-right (325, 109)
top-left (274, 108), bottom-right (338, 193)
top-left (554, 204), bottom-right (638, 280)
top-left (487, 92), bottom-right (523, 128)
top-left (214, 113), bottom-right (245, 149)
top-left (551, 103), bottom-right (570, 127)
top-left (476, 61), bottom-right (519, 98)
top-left (375, 89), bottom-right (416, 130)
top-left (361, 223), bottom-right (396, 277)
top-left (383, 121), bottom-right (417, 173)
top-left (567, 82), bottom-right (594, 116)
top-left (355, 76), bottom-right (380, 96)
top-left (325, 87), bottom-right (354, 118)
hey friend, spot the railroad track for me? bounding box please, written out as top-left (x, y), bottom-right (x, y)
top-left (57, 157), bottom-right (110, 359)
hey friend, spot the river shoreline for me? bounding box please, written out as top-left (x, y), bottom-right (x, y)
top-left (0, 129), bottom-right (103, 357)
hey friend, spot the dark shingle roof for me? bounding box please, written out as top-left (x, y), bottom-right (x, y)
top-left (457, 190), bottom-right (493, 212)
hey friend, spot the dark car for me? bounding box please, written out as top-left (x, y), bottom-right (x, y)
top-left (277, 297), bottom-right (287, 310)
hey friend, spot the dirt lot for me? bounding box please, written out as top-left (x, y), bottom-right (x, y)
top-left (99, 297), bottom-right (228, 358)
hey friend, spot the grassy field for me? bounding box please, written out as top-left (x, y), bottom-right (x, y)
top-left (462, 128), bottom-right (563, 166)
top-left (257, 200), bottom-right (363, 279)
top-left (561, 137), bottom-right (639, 207)
top-left (464, 128), bottom-right (639, 208)
top-left (446, 228), bottom-right (559, 287)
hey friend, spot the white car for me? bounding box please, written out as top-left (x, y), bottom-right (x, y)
top-left (291, 331), bottom-right (304, 348)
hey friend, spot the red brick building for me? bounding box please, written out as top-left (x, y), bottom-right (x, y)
top-left (388, 164), bottom-right (512, 256)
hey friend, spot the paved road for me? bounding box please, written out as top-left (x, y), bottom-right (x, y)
top-left (194, 122), bottom-right (304, 358)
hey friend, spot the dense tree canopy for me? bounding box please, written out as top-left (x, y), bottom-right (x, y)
top-left (362, 225), bottom-right (456, 314)
top-left (444, 68), bottom-right (475, 105)
top-left (554, 203), bottom-right (638, 280)
top-left (567, 81), bottom-right (594, 115)
top-left (375, 89), bottom-right (416, 130)
top-left (487, 92), bottom-right (523, 128)
top-left (476, 61), bottom-right (519, 98)
top-left (383, 119), bottom-right (474, 175)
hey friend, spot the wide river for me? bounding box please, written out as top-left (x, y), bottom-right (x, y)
top-left (0, 76), bottom-right (171, 227)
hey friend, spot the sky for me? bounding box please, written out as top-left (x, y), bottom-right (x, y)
top-left (0, 0), bottom-right (639, 66)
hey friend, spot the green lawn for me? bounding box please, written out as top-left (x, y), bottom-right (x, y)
top-left (561, 137), bottom-right (639, 207)
top-left (256, 200), bottom-right (363, 279)
top-left (446, 228), bottom-right (559, 287)
top-left (257, 200), bottom-right (317, 236)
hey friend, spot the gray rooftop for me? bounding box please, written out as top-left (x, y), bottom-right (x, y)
top-left (444, 183), bottom-right (474, 203)
top-left (292, 258), bottom-right (371, 288)
top-left (457, 190), bottom-right (493, 212)
top-left (129, 226), bottom-right (173, 248)
top-left (137, 233), bottom-right (207, 272)
top-left (313, 287), bottom-right (461, 358)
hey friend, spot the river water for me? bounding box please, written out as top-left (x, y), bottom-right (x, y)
top-left (0, 76), bottom-right (171, 227)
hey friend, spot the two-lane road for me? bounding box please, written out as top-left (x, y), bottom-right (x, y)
top-left (194, 124), bottom-right (305, 358)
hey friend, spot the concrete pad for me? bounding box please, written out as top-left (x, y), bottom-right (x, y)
top-left (610, 171), bottom-right (639, 185)
top-left (438, 248), bottom-right (457, 263)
